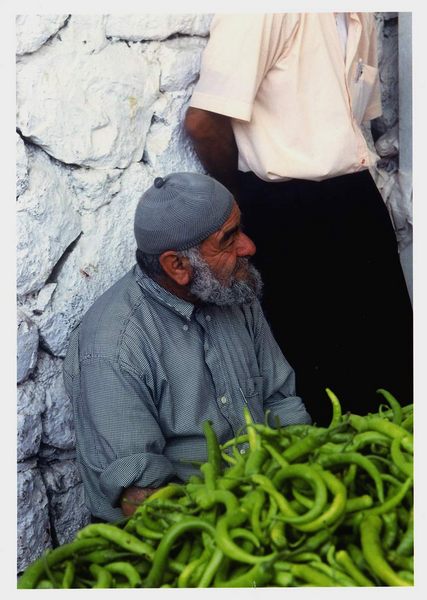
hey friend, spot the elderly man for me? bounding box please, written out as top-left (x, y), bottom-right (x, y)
top-left (63, 172), bottom-right (311, 522)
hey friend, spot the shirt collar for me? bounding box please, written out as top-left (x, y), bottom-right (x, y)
top-left (134, 264), bottom-right (195, 321)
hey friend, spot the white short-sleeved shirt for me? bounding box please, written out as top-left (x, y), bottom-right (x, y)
top-left (189, 13), bottom-right (382, 182)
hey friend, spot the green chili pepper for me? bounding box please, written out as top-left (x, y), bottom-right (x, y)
top-left (342, 462), bottom-right (357, 489)
top-left (282, 429), bottom-right (331, 463)
top-left (346, 430), bottom-right (390, 452)
top-left (316, 451), bottom-right (384, 502)
top-left (17, 537), bottom-right (110, 589)
top-left (360, 514), bottom-right (411, 586)
top-left (243, 407), bottom-right (259, 451)
top-left (396, 508), bottom-right (413, 556)
top-left (335, 549), bottom-right (374, 586)
top-left (308, 560), bottom-right (357, 586)
top-left (296, 468), bottom-right (347, 533)
top-left (202, 419), bottom-right (222, 477)
top-left (76, 524), bottom-right (155, 559)
top-left (220, 434), bottom-right (249, 450)
top-left (80, 548), bottom-right (135, 564)
top-left (273, 571), bottom-right (293, 586)
top-left (390, 436), bottom-right (413, 477)
top-left (214, 559), bottom-right (275, 587)
top-left (269, 518), bottom-right (287, 549)
top-left (345, 494), bottom-right (373, 513)
top-left (397, 570), bottom-right (414, 584)
top-left (89, 563), bottom-right (113, 588)
top-left (262, 440), bottom-right (290, 469)
top-left (325, 388), bottom-right (342, 428)
top-left (144, 517), bottom-right (216, 587)
top-left (363, 476), bottom-right (412, 517)
top-left (197, 548), bottom-right (224, 588)
top-left (293, 552), bottom-right (322, 563)
top-left (348, 415), bottom-right (413, 452)
top-left (381, 511), bottom-right (399, 550)
top-left (401, 413), bottom-right (413, 432)
top-left (217, 458), bottom-right (246, 491)
top-left (104, 561), bottom-right (142, 587)
top-left (192, 488), bottom-right (239, 515)
top-left (200, 461), bottom-right (216, 491)
top-left (61, 560), bottom-right (75, 588)
top-left (272, 464), bottom-right (329, 524)
top-left (36, 579), bottom-right (54, 588)
top-left (386, 551), bottom-right (414, 572)
top-left (215, 510), bottom-right (276, 565)
top-left (177, 553), bottom-right (208, 588)
top-left (244, 446), bottom-right (270, 476)
top-left (376, 389), bottom-right (402, 425)
top-left (288, 563), bottom-right (338, 586)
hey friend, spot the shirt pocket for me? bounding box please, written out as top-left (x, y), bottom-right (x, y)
top-left (239, 376), bottom-right (264, 423)
top-left (350, 63), bottom-right (379, 124)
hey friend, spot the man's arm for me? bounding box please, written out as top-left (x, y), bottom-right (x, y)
top-left (184, 107), bottom-right (239, 195)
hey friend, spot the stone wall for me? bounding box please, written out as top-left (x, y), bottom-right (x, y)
top-left (16, 13), bottom-right (411, 573)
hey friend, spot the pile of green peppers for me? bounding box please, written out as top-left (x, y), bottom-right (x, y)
top-left (18, 388), bottom-right (414, 588)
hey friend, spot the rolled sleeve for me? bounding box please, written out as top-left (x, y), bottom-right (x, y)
top-left (264, 394), bottom-right (312, 427)
top-left (190, 14), bottom-right (280, 122)
top-left (99, 452), bottom-right (175, 507)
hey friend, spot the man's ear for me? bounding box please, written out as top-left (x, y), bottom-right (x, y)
top-left (159, 251), bottom-right (192, 286)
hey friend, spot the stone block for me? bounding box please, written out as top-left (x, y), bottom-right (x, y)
top-left (17, 43), bottom-right (160, 168)
top-left (16, 146), bottom-right (81, 297)
top-left (17, 466), bottom-right (51, 573)
top-left (16, 14), bottom-right (69, 55)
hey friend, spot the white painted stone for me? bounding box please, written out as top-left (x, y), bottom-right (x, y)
top-left (40, 461), bottom-right (91, 545)
top-left (16, 134), bottom-right (29, 197)
top-left (41, 358), bottom-right (75, 450)
top-left (32, 163), bottom-right (154, 357)
top-left (16, 43), bottom-right (160, 168)
top-left (105, 13), bottom-right (213, 41)
top-left (16, 14), bottom-right (69, 56)
top-left (70, 167), bottom-right (123, 213)
top-left (144, 89), bottom-right (205, 174)
top-left (17, 379), bottom-right (44, 461)
top-left (53, 14), bottom-right (109, 55)
top-left (34, 284), bottom-right (57, 314)
top-left (159, 37), bottom-right (206, 92)
top-left (17, 309), bottom-right (39, 384)
top-left (16, 146), bottom-right (81, 297)
top-left (17, 467), bottom-right (51, 573)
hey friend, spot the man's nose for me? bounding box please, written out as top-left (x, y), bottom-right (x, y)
top-left (237, 232), bottom-right (256, 257)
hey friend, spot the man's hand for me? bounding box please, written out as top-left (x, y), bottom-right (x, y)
top-left (120, 485), bottom-right (158, 517)
top-left (184, 107), bottom-right (239, 196)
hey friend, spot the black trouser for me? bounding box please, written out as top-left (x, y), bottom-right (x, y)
top-left (237, 170), bottom-right (413, 426)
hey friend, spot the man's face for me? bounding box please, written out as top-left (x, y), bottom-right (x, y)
top-left (199, 201), bottom-right (256, 284)
top-left (185, 201), bottom-right (263, 306)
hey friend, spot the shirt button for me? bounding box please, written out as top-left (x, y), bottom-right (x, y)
top-left (206, 315), bottom-right (211, 322)
top-left (182, 324), bottom-right (189, 331)
top-left (361, 158), bottom-right (366, 165)
top-left (204, 342), bottom-right (209, 351)
top-left (220, 395), bottom-right (227, 404)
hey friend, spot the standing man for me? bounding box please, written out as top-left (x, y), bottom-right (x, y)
top-left (185, 13), bottom-right (413, 425)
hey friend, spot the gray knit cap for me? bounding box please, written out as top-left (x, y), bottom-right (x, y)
top-left (134, 172), bottom-right (234, 254)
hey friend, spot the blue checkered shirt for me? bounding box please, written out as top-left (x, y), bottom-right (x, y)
top-left (63, 264), bottom-right (311, 521)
